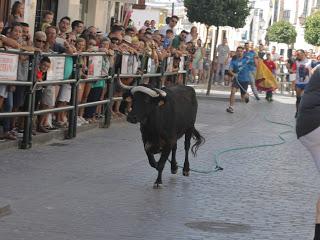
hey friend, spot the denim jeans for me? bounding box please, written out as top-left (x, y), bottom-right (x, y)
top-left (3, 91), bottom-right (13, 132)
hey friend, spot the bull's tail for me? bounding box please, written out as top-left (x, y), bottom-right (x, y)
top-left (191, 127), bottom-right (205, 157)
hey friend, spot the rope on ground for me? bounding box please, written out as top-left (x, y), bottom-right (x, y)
top-left (169, 116), bottom-right (295, 174)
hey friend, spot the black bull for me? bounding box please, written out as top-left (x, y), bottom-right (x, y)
top-left (119, 80), bottom-right (205, 188)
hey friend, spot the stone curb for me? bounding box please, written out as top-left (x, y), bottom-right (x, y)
top-left (0, 117), bottom-right (126, 151)
top-left (0, 198), bottom-right (11, 218)
top-left (196, 93), bottom-right (241, 102)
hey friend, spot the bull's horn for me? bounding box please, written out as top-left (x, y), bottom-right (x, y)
top-left (118, 77), bottom-right (134, 90)
top-left (131, 86), bottom-right (159, 98)
top-left (154, 88), bottom-right (167, 97)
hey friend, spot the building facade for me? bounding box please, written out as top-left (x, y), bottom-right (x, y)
top-left (1, 0), bottom-right (136, 37)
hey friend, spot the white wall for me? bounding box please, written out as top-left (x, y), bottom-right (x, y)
top-left (24, 0), bottom-right (37, 38)
top-left (131, 8), bottom-right (160, 29)
top-left (57, 0), bottom-right (81, 23)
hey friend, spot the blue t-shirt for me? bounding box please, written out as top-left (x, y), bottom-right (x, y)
top-left (243, 50), bottom-right (256, 72)
top-left (229, 57), bottom-right (251, 82)
top-left (163, 37), bottom-right (171, 49)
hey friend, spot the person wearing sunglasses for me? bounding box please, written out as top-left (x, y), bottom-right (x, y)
top-left (171, 30), bottom-right (188, 50)
top-left (159, 15), bottom-right (179, 36)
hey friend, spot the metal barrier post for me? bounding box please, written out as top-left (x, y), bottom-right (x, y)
top-left (72, 55), bottom-right (81, 138)
top-left (19, 52), bottom-right (38, 149)
top-left (159, 59), bottom-right (165, 88)
top-left (67, 56), bottom-right (79, 139)
top-left (102, 74), bottom-right (113, 128)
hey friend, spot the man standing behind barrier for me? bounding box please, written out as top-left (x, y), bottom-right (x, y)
top-left (244, 42), bottom-right (260, 100)
top-left (159, 15), bottom-right (178, 36)
top-left (226, 46), bottom-right (251, 113)
top-left (57, 16), bottom-right (71, 39)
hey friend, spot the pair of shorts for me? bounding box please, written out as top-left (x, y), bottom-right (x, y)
top-left (42, 86), bottom-right (56, 107)
top-left (296, 83), bottom-right (306, 90)
top-left (232, 79), bottom-right (249, 95)
top-left (57, 84), bottom-right (71, 103)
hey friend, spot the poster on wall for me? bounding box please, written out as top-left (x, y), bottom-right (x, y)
top-left (0, 53), bottom-right (19, 81)
top-left (88, 56), bottom-right (103, 77)
top-left (46, 56), bottom-right (65, 80)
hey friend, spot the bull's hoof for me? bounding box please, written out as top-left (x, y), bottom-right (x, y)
top-left (183, 171), bottom-right (190, 176)
top-left (153, 183), bottom-right (163, 189)
top-left (171, 166), bottom-right (178, 174)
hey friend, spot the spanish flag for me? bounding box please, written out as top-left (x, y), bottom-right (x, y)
top-left (255, 59), bottom-right (278, 91)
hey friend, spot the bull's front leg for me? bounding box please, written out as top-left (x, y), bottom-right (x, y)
top-left (154, 146), bottom-right (171, 188)
top-left (146, 152), bottom-right (158, 169)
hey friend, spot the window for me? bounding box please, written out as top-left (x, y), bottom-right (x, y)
top-left (35, 0), bottom-right (58, 31)
top-left (283, 10), bottom-right (290, 21)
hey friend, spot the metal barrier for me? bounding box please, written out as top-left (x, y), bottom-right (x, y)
top-left (0, 50), bottom-right (186, 149)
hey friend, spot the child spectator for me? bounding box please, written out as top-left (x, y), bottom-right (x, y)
top-left (163, 29), bottom-right (173, 49)
top-left (41, 11), bottom-right (54, 32)
top-left (35, 57), bottom-right (51, 133)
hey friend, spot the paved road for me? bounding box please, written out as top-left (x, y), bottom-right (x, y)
top-left (0, 95), bottom-right (318, 240)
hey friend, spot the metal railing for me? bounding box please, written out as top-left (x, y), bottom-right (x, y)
top-left (0, 50), bottom-right (186, 149)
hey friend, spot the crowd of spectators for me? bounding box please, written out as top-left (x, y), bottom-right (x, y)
top-left (0, 1), bottom-right (210, 140)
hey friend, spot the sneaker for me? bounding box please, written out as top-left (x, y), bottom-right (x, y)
top-left (295, 112), bottom-right (298, 118)
top-left (80, 117), bottom-right (88, 124)
top-left (226, 106), bottom-right (234, 113)
top-left (77, 116), bottom-right (84, 124)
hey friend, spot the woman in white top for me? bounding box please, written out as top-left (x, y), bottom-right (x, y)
top-left (186, 26), bottom-right (198, 44)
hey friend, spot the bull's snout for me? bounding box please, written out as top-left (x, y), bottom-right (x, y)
top-left (127, 114), bottom-right (138, 124)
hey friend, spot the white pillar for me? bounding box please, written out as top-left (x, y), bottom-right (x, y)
top-left (57, 0), bottom-right (81, 23)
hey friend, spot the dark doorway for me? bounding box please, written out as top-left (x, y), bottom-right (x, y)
top-left (35, 0), bottom-right (59, 32)
top-left (0, 0), bottom-right (10, 26)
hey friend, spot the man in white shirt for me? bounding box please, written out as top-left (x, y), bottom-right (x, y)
top-left (215, 38), bottom-right (230, 84)
top-left (295, 49), bottom-right (312, 117)
top-left (159, 15), bottom-right (178, 36)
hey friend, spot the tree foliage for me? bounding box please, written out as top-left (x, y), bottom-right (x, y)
top-left (266, 21), bottom-right (297, 45)
top-left (305, 11), bottom-right (320, 46)
top-left (184, 0), bottom-right (251, 28)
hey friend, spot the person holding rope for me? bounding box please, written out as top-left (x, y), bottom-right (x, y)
top-left (226, 46), bottom-right (251, 113)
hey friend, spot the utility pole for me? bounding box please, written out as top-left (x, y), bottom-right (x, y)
top-left (172, 2), bottom-right (174, 16)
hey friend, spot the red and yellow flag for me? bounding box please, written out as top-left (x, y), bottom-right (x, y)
top-left (255, 59), bottom-right (278, 91)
